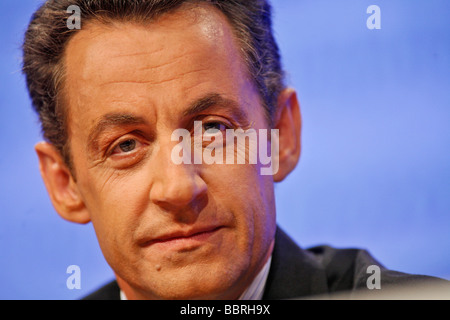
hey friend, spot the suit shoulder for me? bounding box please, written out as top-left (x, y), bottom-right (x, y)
top-left (306, 245), bottom-right (375, 292)
top-left (82, 280), bottom-right (120, 300)
top-left (306, 245), bottom-right (450, 297)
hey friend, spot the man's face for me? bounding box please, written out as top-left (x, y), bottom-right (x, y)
top-left (63, 3), bottom-right (277, 299)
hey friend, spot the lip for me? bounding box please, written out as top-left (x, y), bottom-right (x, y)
top-left (139, 226), bottom-right (224, 248)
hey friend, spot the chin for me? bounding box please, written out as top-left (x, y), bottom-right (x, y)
top-left (132, 261), bottom-right (247, 300)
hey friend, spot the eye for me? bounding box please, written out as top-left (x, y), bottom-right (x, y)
top-left (112, 139), bottom-right (139, 154)
top-left (203, 122), bottom-right (227, 134)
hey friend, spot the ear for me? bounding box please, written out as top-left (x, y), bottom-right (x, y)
top-left (272, 88), bottom-right (302, 182)
top-left (35, 142), bottom-right (91, 224)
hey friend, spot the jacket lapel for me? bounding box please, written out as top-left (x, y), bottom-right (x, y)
top-left (262, 227), bottom-right (329, 299)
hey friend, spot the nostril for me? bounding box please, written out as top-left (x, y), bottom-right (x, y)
top-left (150, 182), bottom-right (209, 223)
top-left (150, 170), bottom-right (207, 208)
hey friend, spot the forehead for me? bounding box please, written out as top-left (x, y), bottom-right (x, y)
top-left (63, 2), bottom-right (260, 126)
top-left (66, 4), bottom-right (234, 82)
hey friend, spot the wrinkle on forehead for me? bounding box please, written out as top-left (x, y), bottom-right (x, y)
top-left (65, 2), bottom-right (235, 84)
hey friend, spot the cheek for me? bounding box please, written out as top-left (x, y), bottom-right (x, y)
top-left (78, 167), bottom-right (151, 245)
top-left (83, 163), bottom-right (151, 207)
top-left (203, 163), bottom-right (276, 242)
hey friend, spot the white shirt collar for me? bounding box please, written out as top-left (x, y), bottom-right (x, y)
top-left (120, 254), bottom-right (273, 300)
top-left (238, 254), bottom-right (272, 300)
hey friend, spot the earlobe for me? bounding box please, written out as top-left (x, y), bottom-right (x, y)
top-left (272, 88), bottom-right (302, 182)
top-left (35, 142), bottom-right (91, 224)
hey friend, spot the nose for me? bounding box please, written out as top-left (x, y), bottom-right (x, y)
top-left (149, 142), bottom-right (208, 216)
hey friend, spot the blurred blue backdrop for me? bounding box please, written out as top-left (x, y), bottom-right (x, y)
top-left (0, 0), bottom-right (449, 299)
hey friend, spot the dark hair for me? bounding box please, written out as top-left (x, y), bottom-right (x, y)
top-left (22, 0), bottom-right (285, 166)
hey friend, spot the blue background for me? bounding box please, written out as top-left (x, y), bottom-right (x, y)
top-left (1, 0), bottom-right (449, 299)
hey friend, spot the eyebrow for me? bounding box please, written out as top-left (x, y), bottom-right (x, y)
top-left (183, 93), bottom-right (249, 124)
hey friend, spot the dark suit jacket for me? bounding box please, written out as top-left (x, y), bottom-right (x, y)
top-left (83, 227), bottom-right (449, 300)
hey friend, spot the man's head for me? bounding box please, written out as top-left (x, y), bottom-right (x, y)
top-left (23, 0), bottom-right (302, 299)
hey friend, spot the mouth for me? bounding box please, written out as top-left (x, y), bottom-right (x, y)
top-left (140, 226), bottom-right (224, 250)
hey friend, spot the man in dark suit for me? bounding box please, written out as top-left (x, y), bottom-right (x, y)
top-left (23, 0), bottom-right (448, 300)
